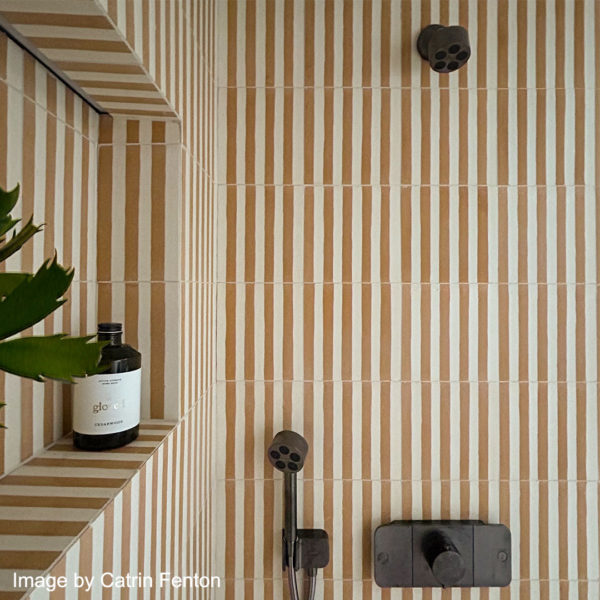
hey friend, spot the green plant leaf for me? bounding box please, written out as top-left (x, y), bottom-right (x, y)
top-left (0, 184), bottom-right (23, 243)
top-left (0, 216), bottom-right (43, 263)
top-left (0, 216), bottom-right (20, 240)
top-left (0, 184), bottom-right (20, 221)
top-left (0, 334), bottom-right (106, 382)
top-left (0, 272), bottom-right (30, 298)
top-left (0, 256), bottom-right (73, 340)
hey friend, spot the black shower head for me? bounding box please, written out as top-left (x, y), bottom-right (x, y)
top-left (268, 430), bottom-right (309, 474)
top-left (417, 24), bottom-right (471, 73)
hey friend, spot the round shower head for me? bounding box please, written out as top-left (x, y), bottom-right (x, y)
top-left (417, 24), bottom-right (471, 73)
top-left (267, 430), bottom-right (309, 474)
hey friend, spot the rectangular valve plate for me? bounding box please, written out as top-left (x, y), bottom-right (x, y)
top-left (374, 520), bottom-right (511, 588)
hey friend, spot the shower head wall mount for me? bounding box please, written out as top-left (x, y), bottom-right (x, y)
top-left (268, 430), bottom-right (329, 600)
top-left (417, 24), bottom-right (471, 73)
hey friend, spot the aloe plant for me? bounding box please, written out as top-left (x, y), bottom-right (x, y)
top-left (0, 183), bottom-right (105, 425)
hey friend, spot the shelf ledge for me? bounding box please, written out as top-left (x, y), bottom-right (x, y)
top-left (0, 421), bottom-right (176, 600)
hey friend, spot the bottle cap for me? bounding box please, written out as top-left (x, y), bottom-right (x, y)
top-left (98, 322), bottom-right (123, 333)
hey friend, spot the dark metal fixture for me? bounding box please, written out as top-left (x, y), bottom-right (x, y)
top-left (417, 25), bottom-right (471, 73)
top-left (374, 520), bottom-right (511, 588)
top-left (268, 431), bottom-right (329, 600)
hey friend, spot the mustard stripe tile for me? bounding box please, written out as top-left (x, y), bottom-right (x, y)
top-left (0, 486), bottom-right (115, 498)
top-left (26, 458), bottom-right (143, 470)
top-left (0, 570), bottom-right (44, 591)
top-left (0, 535), bottom-right (72, 551)
top-left (0, 507), bottom-right (98, 521)
top-left (0, 496), bottom-right (106, 509)
top-left (41, 451), bottom-right (152, 462)
top-left (16, 466), bottom-right (136, 479)
top-left (14, 25), bottom-right (121, 41)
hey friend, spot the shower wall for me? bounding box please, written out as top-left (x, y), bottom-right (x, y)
top-left (0, 0), bottom-right (219, 592)
top-left (0, 33), bottom-right (100, 475)
top-left (214, 0), bottom-right (600, 597)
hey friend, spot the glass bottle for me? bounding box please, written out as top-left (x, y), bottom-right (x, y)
top-left (73, 322), bottom-right (141, 450)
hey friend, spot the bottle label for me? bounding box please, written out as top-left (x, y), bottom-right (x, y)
top-left (72, 369), bottom-right (141, 435)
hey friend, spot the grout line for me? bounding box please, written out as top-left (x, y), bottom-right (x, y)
top-left (97, 141), bottom-right (181, 148)
top-left (223, 578), bottom-right (600, 583)
top-left (216, 183), bottom-right (599, 189)
top-left (218, 84), bottom-right (600, 90)
top-left (216, 379), bottom-right (598, 385)
top-left (0, 76), bottom-right (99, 143)
top-left (217, 478), bottom-right (600, 483)
top-left (82, 281), bottom-right (600, 285)
top-left (213, 281), bottom-right (600, 286)
top-left (91, 280), bottom-right (215, 284)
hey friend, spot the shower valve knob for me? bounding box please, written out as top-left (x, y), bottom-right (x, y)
top-left (423, 531), bottom-right (466, 587)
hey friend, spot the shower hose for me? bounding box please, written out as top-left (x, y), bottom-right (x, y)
top-left (287, 564), bottom-right (317, 600)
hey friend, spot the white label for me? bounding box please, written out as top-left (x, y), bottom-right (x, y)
top-left (72, 369), bottom-right (141, 435)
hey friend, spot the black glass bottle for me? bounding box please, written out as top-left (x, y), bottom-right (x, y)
top-left (73, 323), bottom-right (142, 450)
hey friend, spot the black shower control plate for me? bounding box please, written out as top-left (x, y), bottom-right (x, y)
top-left (282, 529), bottom-right (329, 571)
top-left (374, 520), bottom-right (511, 588)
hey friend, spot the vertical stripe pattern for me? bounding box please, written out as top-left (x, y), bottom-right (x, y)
top-left (0, 0), bottom-right (217, 597)
top-left (216, 0), bottom-right (600, 598)
top-left (0, 421), bottom-right (206, 600)
top-left (0, 0), bottom-right (177, 118)
top-left (96, 115), bottom-right (182, 422)
top-left (0, 32), bottom-right (99, 476)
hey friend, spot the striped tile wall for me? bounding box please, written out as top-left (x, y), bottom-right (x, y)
top-left (215, 0), bottom-right (600, 598)
top-left (35, 407), bottom-right (212, 600)
top-left (0, 421), bottom-right (178, 600)
top-left (85, 0), bottom-right (218, 416)
top-left (94, 113), bottom-right (218, 421)
top-left (99, 0), bottom-right (217, 162)
top-left (96, 115), bottom-right (183, 421)
top-left (0, 0), bottom-right (177, 118)
top-left (0, 32), bottom-right (99, 477)
top-left (83, 406), bottom-right (212, 600)
top-left (91, 0), bottom-right (219, 417)
top-left (1, 0), bottom-right (217, 595)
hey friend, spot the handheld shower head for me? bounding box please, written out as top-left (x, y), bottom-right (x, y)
top-left (267, 430), bottom-right (328, 600)
top-left (268, 430), bottom-right (309, 600)
top-left (268, 430), bottom-right (309, 474)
